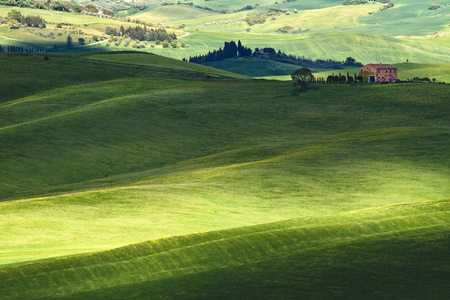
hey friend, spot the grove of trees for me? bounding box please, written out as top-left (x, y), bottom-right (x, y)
top-left (106, 25), bottom-right (176, 42)
top-left (6, 10), bottom-right (46, 28)
top-left (188, 41), bottom-right (252, 63)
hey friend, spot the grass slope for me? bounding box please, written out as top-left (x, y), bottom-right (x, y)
top-left (0, 52), bottom-right (449, 298)
top-left (0, 199), bottom-right (448, 299)
top-left (86, 51), bottom-right (248, 78)
top-left (0, 52), bottom-right (449, 265)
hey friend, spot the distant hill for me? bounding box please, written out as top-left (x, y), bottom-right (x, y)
top-left (1, 0), bottom-right (449, 75)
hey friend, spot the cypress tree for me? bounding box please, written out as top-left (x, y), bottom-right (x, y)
top-left (67, 35), bottom-right (72, 48)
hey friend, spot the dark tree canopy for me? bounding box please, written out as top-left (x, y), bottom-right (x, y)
top-left (291, 67), bottom-right (315, 91)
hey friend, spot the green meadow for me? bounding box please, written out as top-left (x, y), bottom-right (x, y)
top-left (0, 52), bottom-right (449, 298)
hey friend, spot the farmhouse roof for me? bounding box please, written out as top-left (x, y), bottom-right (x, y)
top-left (365, 63), bottom-right (397, 69)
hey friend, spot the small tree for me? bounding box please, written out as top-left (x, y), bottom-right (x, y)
top-left (67, 34), bottom-right (73, 48)
top-left (7, 9), bottom-right (22, 22)
top-left (344, 57), bottom-right (356, 66)
top-left (84, 3), bottom-right (98, 13)
top-left (291, 67), bottom-right (314, 91)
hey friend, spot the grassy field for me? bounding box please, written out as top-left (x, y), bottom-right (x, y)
top-left (133, 5), bottom-right (220, 24)
top-left (357, 0), bottom-right (450, 36)
top-left (0, 51), bottom-right (449, 298)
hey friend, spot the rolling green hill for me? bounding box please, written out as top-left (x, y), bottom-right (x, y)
top-left (0, 51), bottom-right (449, 298)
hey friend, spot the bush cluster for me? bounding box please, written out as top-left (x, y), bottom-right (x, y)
top-left (276, 26), bottom-right (294, 33)
top-left (428, 3), bottom-right (441, 10)
top-left (245, 8), bottom-right (287, 26)
top-left (343, 0), bottom-right (394, 8)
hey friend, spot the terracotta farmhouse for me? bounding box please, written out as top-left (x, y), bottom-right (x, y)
top-left (359, 63), bottom-right (398, 83)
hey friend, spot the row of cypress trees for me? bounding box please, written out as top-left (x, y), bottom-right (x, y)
top-left (188, 41), bottom-right (252, 63)
top-left (0, 45), bottom-right (53, 53)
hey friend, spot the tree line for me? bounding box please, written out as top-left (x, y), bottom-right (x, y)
top-left (0, 44), bottom-right (55, 53)
top-left (292, 70), bottom-right (364, 89)
top-left (292, 68), bottom-right (366, 93)
top-left (106, 25), bottom-right (177, 42)
top-left (187, 41), bottom-right (252, 63)
top-left (326, 72), bottom-right (364, 84)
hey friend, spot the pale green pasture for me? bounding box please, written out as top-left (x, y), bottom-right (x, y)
top-left (179, 9), bottom-right (250, 32)
top-left (177, 4), bottom-right (375, 34)
top-left (248, 4), bottom-right (382, 34)
top-left (133, 5), bottom-right (219, 24)
top-left (357, 0), bottom-right (450, 36)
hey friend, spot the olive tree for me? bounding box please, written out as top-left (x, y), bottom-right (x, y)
top-left (291, 67), bottom-right (314, 91)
